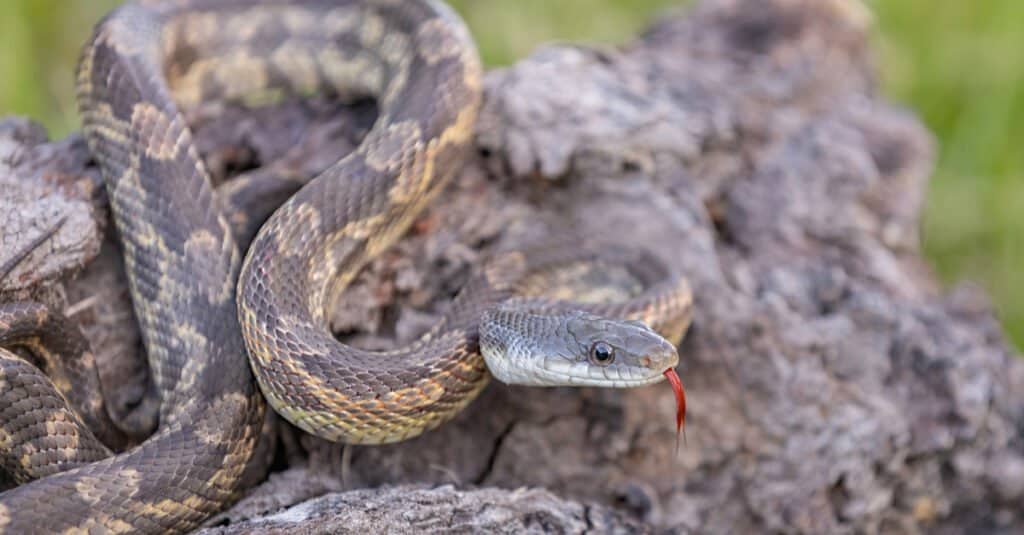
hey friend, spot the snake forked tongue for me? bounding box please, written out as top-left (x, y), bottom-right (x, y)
top-left (664, 368), bottom-right (686, 449)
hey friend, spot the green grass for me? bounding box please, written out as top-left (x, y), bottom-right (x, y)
top-left (873, 1), bottom-right (1024, 348)
top-left (0, 1), bottom-right (121, 135)
top-left (1, 1), bottom-right (1020, 350)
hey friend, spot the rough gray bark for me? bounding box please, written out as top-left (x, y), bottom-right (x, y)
top-left (0, 119), bottom-right (104, 297)
top-left (201, 469), bottom-right (645, 534)
top-left (2, 0), bottom-right (1022, 533)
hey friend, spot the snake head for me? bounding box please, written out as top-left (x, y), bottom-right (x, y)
top-left (480, 308), bottom-right (679, 388)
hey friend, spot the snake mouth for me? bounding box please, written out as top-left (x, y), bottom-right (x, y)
top-left (532, 361), bottom-right (671, 388)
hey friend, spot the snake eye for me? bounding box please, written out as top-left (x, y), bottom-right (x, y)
top-left (589, 341), bottom-right (615, 366)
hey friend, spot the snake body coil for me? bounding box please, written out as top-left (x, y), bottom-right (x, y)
top-left (234, 0), bottom-right (489, 444)
top-left (0, 0), bottom-right (692, 532)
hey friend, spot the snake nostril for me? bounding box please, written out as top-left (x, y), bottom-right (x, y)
top-left (640, 356), bottom-right (652, 367)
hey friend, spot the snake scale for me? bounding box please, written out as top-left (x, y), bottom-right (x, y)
top-left (0, 0), bottom-right (693, 532)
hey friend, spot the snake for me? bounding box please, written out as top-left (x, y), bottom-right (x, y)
top-left (0, 0), bottom-right (693, 532)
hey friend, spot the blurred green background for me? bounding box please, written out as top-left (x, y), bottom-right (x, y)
top-left (1, 1), bottom-right (1020, 350)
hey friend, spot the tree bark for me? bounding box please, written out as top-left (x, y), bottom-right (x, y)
top-left (2, 0), bottom-right (1022, 533)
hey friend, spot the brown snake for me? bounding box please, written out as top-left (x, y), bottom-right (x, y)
top-left (0, 0), bottom-right (692, 532)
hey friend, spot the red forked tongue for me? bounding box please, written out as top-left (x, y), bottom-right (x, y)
top-left (663, 368), bottom-right (687, 452)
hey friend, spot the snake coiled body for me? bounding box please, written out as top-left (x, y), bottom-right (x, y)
top-left (0, 0), bottom-right (692, 532)
top-left (233, 0), bottom-right (489, 443)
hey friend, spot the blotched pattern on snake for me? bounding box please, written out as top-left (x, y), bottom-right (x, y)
top-left (0, 1), bottom-right (691, 532)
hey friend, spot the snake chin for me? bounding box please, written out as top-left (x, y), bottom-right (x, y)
top-left (479, 308), bottom-right (679, 388)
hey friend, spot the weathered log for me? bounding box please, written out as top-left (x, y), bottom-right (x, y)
top-left (202, 472), bottom-right (646, 534)
top-left (2, 0), bottom-right (1021, 532)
